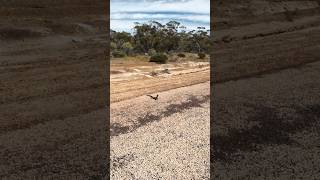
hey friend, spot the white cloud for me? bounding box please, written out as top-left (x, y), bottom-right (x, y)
top-left (111, 12), bottom-right (209, 23)
top-left (111, 0), bottom-right (210, 31)
top-left (111, 0), bottom-right (209, 14)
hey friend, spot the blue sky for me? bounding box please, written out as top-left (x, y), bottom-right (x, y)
top-left (111, 0), bottom-right (210, 32)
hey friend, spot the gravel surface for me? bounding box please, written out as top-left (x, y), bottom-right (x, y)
top-left (0, 109), bottom-right (108, 179)
top-left (111, 82), bottom-right (210, 179)
top-left (211, 2), bottom-right (320, 178)
top-left (212, 61), bottom-right (320, 179)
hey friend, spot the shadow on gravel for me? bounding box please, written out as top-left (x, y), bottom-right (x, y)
top-left (162, 95), bottom-right (208, 117)
top-left (110, 123), bottom-right (131, 137)
top-left (212, 104), bottom-right (320, 162)
top-left (110, 95), bottom-right (210, 137)
top-left (112, 154), bottom-right (135, 169)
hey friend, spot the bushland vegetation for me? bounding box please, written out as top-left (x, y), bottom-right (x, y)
top-left (110, 21), bottom-right (210, 61)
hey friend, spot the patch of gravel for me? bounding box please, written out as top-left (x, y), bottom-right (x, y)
top-left (0, 109), bottom-right (108, 179)
top-left (110, 82), bottom-right (210, 179)
top-left (212, 61), bottom-right (320, 179)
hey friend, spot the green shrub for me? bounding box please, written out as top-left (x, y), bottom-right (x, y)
top-left (148, 48), bottom-right (157, 56)
top-left (149, 53), bottom-right (168, 64)
top-left (112, 50), bottom-right (126, 58)
top-left (177, 53), bottom-right (186, 58)
top-left (110, 42), bottom-right (117, 50)
top-left (198, 52), bottom-right (206, 59)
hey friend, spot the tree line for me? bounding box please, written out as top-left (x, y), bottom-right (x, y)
top-left (110, 21), bottom-right (210, 57)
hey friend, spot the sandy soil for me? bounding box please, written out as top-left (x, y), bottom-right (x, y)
top-left (110, 56), bottom-right (210, 103)
top-left (111, 68), bottom-right (210, 103)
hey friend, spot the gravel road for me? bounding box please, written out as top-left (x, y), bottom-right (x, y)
top-left (110, 82), bottom-right (210, 179)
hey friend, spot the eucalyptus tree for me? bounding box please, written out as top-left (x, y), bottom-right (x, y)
top-left (111, 21), bottom-right (210, 55)
top-left (191, 27), bottom-right (210, 53)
